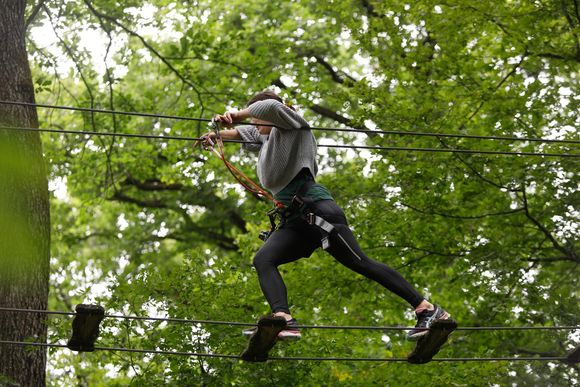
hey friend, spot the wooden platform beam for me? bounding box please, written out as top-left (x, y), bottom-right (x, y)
top-left (407, 319), bottom-right (458, 364)
top-left (565, 344), bottom-right (580, 364)
top-left (67, 304), bottom-right (105, 352)
top-left (241, 316), bottom-right (286, 362)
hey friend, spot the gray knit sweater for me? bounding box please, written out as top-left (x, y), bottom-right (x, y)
top-left (236, 99), bottom-right (317, 194)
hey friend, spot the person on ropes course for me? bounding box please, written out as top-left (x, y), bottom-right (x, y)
top-left (204, 90), bottom-right (450, 341)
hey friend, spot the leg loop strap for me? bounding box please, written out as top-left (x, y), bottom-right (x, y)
top-left (305, 213), bottom-right (335, 250)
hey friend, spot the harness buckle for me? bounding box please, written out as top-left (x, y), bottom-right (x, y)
top-left (321, 236), bottom-right (330, 250)
top-left (259, 208), bottom-right (281, 242)
top-left (290, 195), bottom-right (304, 210)
top-left (259, 230), bottom-right (272, 241)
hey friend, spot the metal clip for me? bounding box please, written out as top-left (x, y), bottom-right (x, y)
top-left (259, 230), bottom-right (272, 241)
top-left (211, 118), bottom-right (221, 136)
top-left (321, 236), bottom-right (330, 250)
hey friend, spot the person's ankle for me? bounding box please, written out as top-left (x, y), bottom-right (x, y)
top-left (273, 311), bottom-right (293, 321)
top-left (415, 300), bottom-right (434, 313)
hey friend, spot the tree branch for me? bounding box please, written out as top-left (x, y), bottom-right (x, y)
top-left (273, 78), bottom-right (365, 129)
top-left (120, 175), bottom-right (246, 231)
top-left (44, 3), bottom-right (97, 127)
top-left (311, 54), bottom-right (357, 84)
top-left (360, 0), bottom-right (383, 18)
top-left (522, 256), bottom-right (579, 263)
top-left (440, 142), bottom-right (517, 191)
top-left (521, 188), bottom-right (578, 262)
top-left (109, 191), bottom-right (239, 250)
top-left (366, 244), bottom-right (469, 260)
top-left (464, 5), bottom-right (512, 37)
top-left (164, 51), bottom-right (248, 73)
top-left (62, 231), bottom-right (119, 243)
top-left (122, 177), bottom-right (184, 191)
top-left (82, 0), bottom-right (207, 109)
top-left (395, 252), bottom-right (433, 270)
top-left (462, 52), bottom-right (527, 127)
top-left (515, 348), bottom-right (560, 357)
top-left (111, 191), bottom-right (168, 209)
top-left (400, 202), bottom-right (526, 220)
top-left (532, 51), bottom-right (580, 62)
top-left (560, 0), bottom-right (580, 60)
top-left (88, 10), bottom-right (120, 194)
top-left (25, 0), bottom-right (46, 30)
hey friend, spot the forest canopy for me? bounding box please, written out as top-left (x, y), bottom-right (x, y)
top-left (5, 0), bottom-right (579, 385)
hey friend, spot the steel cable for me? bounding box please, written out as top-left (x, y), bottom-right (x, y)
top-left (1, 125), bottom-right (577, 158)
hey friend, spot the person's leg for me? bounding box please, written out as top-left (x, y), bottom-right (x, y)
top-left (329, 223), bottom-right (426, 307)
top-left (310, 200), bottom-right (425, 308)
top-left (309, 200), bottom-right (450, 339)
top-left (252, 225), bottom-right (319, 315)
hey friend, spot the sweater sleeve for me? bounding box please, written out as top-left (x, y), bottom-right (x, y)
top-left (247, 99), bottom-right (310, 130)
top-left (236, 125), bottom-right (263, 152)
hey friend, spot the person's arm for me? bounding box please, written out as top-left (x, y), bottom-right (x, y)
top-left (246, 100), bottom-right (309, 130)
top-left (205, 128), bottom-right (242, 141)
top-left (203, 109), bottom-right (252, 140)
top-left (214, 109), bottom-right (251, 128)
top-left (208, 109), bottom-right (262, 152)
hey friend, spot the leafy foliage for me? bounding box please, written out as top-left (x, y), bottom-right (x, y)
top-left (22, 0), bottom-right (580, 385)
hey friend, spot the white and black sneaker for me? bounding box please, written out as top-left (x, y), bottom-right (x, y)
top-left (407, 305), bottom-right (450, 341)
top-left (277, 318), bottom-right (301, 341)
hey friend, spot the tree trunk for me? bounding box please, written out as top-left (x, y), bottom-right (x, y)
top-left (0, 1), bottom-right (50, 386)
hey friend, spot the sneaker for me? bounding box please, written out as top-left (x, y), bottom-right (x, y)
top-left (242, 318), bottom-right (301, 341)
top-left (407, 305), bottom-right (450, 341)
top-left (277, 318), bottom-right (301, 341)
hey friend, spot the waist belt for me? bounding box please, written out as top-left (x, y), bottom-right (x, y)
top-left (262, 179), bottom-right (336, 250)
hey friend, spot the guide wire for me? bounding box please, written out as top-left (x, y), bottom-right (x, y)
top-left (0, 340), bottom-right (570, 363)
top-left (1, 307), bottom-right (578, 332)
top-left (1, 100), bottom-right (578, 145)
top-left (1, 125), bottom-right (578, 158)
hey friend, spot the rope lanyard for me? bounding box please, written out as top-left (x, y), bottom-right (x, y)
top-left (200, 121), bottom-right (285, 209)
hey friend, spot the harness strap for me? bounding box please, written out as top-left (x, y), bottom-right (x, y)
top-left (306, 213), bottom-right (335, 234)
top-left (285, 179), bottom-right (315, 214)
top-left (284, 175), bottom-right (337, 249)
top-left (305, 213), bottom-right (335, 250)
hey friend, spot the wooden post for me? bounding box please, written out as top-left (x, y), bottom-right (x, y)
top-left (565, 344), bottom-right (580, 364)
top-left (241, 315), bottom-right (286, 362)
top-left (67, 304), bottom-right (105, 352)
top-left (407, 319), bottom-right (458, 364)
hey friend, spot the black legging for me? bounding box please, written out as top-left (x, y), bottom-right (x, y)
top-left (252, 200), bottom-right (424, 313)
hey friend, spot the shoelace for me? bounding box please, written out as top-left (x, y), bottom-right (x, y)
top-left (416, 309), bottom-right (438, 328)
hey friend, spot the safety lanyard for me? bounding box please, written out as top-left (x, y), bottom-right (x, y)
top-left (202, 121), bottom-right (285, 210)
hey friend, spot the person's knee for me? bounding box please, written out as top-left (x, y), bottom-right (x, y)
top-left (330, 225), bottom-right (369, 266)
top-left (252, 251), bottom-right (273, 272)
top-left (332, 224), bottom-right (358, 248)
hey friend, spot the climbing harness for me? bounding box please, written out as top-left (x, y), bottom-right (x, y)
top-left (279, 176), bottom-right (336, 250)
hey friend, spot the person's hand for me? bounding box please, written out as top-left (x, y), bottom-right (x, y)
top-left (213, 111), bottom-right (237, 128)
top-left (194, 132), bottom-right (216, 149)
